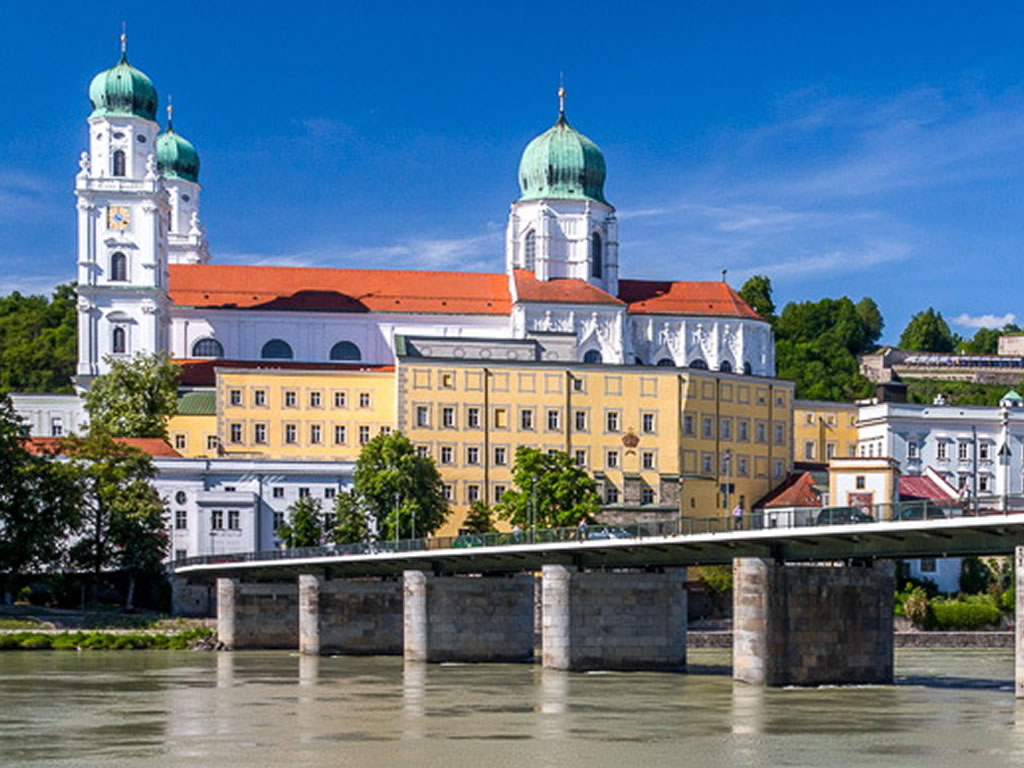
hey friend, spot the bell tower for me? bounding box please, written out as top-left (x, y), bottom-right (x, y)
top-left (74, 35), bottom-right (170, 383)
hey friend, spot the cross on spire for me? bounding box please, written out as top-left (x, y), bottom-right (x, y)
top-left (558, 72), bottom-right (566, 120)
top-left (167, 95), bottom-right (174, 130)
top-left (120, 22), bottom-right (127, 59)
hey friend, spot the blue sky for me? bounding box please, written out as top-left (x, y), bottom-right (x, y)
top-left (3, 2), bottom-right (1024, 343)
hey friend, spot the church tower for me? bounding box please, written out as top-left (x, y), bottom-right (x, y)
top-left (74, 37), bottom-right (171, 381)
top-left (157, 100), bottom-right (209, 264)
top-left (506, 89), bottom-right (619, 296)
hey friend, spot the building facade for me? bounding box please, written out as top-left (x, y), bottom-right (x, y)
top-left (792, 400), bottom-right (859, 463)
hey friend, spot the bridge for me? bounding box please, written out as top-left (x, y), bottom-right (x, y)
top-left (169, 499), bottom-right (1024, 695)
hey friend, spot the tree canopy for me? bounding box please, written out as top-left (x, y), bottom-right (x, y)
top-left (738, 274), bottom-right (775, 322)
top-left (352, 431), bottom-right (448, 540)
top-left (0, 284), bottom-right (77, 394)
top-left (0, 395), bottom-right (81, 578)
top-left (495, 447), bottom-right (600, 529)
top-left (756, 275), bottom-right (882, 401)
top-left (899, 308), bottom-right (956, 353)
top-left (84, 353), bottom-right (180, 438)
top-left (331, 490), bottom-right (371, 545)
top-left (276, 495), bottom-right (326, 548)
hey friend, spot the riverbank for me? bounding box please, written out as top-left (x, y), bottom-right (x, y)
top-left (0, 627), bottom-right (215, 651)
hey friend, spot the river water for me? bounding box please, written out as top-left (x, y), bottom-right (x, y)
top-left (0, 648), bottom-right (1022, 767)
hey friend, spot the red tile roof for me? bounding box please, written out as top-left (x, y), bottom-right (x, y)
top-left (169, 264), bottom-right (512, 315)
top-left (26, 437), bottom-right (182, 458)
top-left (619, 280), bottom-right (763, 319)
top-left (899, 475), bottom-right (956, 502)
top-left (512, 269), bottom-right (624, 305)
top-left (761, 472), bottom-right (823, 508)
top-left (175, 359), bottom-right (394, 387)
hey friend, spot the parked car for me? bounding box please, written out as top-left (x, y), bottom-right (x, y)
top-left (814, 507), bottom-right (874, 526)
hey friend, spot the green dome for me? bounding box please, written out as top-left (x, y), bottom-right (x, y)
top-left (156, 125), bottom-right (200, 183)
top-left (518, 110), bottom-right (607, 204)
top-left (88, 55), bottom-right (158, 121)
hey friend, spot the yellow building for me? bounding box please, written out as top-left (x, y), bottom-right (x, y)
top-left (167, 391), bottom-right (219, 458)
top-left (792, 399), bottom-right (858, 463)
top-left (398, 355), bottom-right (793, 536)
top-left (212, 366), bottom-right (397, 461)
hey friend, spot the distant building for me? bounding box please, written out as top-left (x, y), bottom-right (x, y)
top-left (792, 400), bottom-right (859, 463)
top-left (860, 346), bottom-right (1024, 385)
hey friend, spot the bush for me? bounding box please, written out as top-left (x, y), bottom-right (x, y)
top-left (1001, 587), bottom-right (1016, 613)
top-left (903, 586), bottom-right (932, 629)
top-left (931, 600), bottom-right (1001, 630)
top-left (19, 635), bottom-right (52, 650)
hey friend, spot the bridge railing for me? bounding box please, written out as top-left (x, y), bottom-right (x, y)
top-left (169, 494), bottom-right (1024, 571)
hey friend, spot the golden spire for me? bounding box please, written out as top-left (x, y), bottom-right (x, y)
top-left (120, 22), bottom-right (127, 59)
top-left (558, 72), bottom-right (566, 119)
top-left (167, 95), bottom-right (174, 130)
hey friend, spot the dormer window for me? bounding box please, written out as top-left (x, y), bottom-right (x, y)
top-left (591, 232), bottom-right (602, 278)
top-left (523, 230), bottom-right (536, 271)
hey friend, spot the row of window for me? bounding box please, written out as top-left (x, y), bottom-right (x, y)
top-left (190, 338), bottom-right (363, 361)
top-left (803, 441), bottom-right (859, 460)
top-left (413, 404), bottom-right (658, 434)
top-left (226, 388), bottom-right (372, 410)
top-left (906, 440), bottom-right (997, 462)
top-left (226, 422), bottom-right (389, 446)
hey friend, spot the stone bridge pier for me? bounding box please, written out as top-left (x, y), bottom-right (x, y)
top-left (298, 574), bottom-right (404, 656)
top-left (541, 565), bottom-right (687, 671)
top-left (403, 571), bottom-right (536, 663)
top-left (217, 578), bottom-right (299, 650)
top-left (732, 558), bottom-right (895, 687)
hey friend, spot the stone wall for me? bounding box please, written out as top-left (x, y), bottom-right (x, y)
top-left (217, 578), bottom-right (298, 650)
top-left (299, 574), bottom-right (403, 656)
top-left (542, 565), bottom-right (687, 671)
top-left (170, 576), bottom-right (213, 617)
top-left (733, 559), bottom-right (894, 686)
top-left (404, 571), bottom-right (535, 663)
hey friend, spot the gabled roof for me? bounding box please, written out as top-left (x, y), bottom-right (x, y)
top-left (26, 437), bottom-right (181, 458)
top-left (619, 279), bottom-right (763, 319)
top-left (175, 359), bottom-right (394, 387)
top-left (759, 471), bottom-right (823, 508)
top-left (169, 264), bottom-right (511, 315)
top-left (512, 270), bottom-right (624, 305)
top-left (176, 390), bottom-right (216, 416)
top-left (899, 474), bottom-right (957, 502)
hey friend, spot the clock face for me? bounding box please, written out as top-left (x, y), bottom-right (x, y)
top-left (107, 206), bottom-right (131, 231)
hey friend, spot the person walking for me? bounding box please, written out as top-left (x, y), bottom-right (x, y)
top-left (732, 503), bottom-right (744, 531)
top-left (577, 518), bottom-right (588, 541)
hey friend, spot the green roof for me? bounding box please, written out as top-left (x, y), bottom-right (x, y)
top-left (89, 55), bottom-right (158, 121)
top-left (157, 125), bottom-right (200, 183)
top-left (518, 110), bottom-right (607, 204)
top-left (177, 390), bottom-right (216, 416)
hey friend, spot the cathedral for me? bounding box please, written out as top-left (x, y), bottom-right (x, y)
top-left (73, 48), bottom-right (774, 384)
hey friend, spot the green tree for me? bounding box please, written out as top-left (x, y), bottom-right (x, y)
top-left (0, 396), bottom-right (81, 588)
top-left (65, 429), bottom-right (168, 607)
top-left (331, 490), bottom-right (371, 545)
top-left (353, 431), bottom-right (448, 540)
top-left (276, 496), bottom-right (326, 548)
top-left (773, 295), bottom-right (880, 401)
top-left (738, 275), bottom-right (775, 322)
top-left (899, 308), bottom-right (956, 353)
top-left (0, 284), bottom-right (78, 394)
top-left (495, 447), bottom-right (600, 529)
top-left (84, 353), bottom-right (180, 439)
top-left (462, 501), bottom-right (495, 534)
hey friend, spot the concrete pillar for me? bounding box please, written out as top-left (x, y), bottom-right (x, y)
top-left (301, 575), bottom-right (403, 656)
top-left (733, 558), bottom-right (894, 687)
top-left (171, 575), bottom-right (212, 617)
top-left (403, 570), bottom-right (535, 663)
top-left (1016, 547), bottom-right (1024, 698)
top-left (216, 578), bottom-right (299, 650)
top-left (541, 565), bottom-right (687, 671)
top-left (298, 574), bottom-right (321, 656)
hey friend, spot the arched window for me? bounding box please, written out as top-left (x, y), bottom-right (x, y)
top-left (634, 356), bottom-right (645, 365)
top-left (720, 360), bottom-right (733, 373)
top-left (110, 252), bottom-right (127, 282)
top-left (112, 149), bottom-right (126, 177)
top-left (112, 326), bottom-right (126, 354)
top-left (523, 230), bottom-right (536, 271)
top-left (591, 232), bottom-right (603, 278)
top-left (657, 358), bottom-right (675, 367)
top-left (261, 339), bottom-right (293, 359)
top-left (743, 362), bottom-right (753, 375)
top-left (583, 349), bottom-right (602, 364)
top-left (689, 358), bottom-right (708, 370)
top-left (329, 341), bottom-right (361, 361)
top-left (192, 338), bottom-right (224, 358)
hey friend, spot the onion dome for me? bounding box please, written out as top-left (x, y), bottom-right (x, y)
top-left (156, 108), bottom-right (200, 183)
top-left (88, 55), bottom-right (158, 122)
top-left (518, 89), bottom-right (607, 204)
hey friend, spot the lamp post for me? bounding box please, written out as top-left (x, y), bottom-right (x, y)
top-left (393, 492), bottom-right (400, 548)
top-left (530, 473), bottom-right (537, 544)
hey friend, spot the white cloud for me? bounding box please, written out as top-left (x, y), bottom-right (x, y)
top-left (951, 312), bottom-right (1017, 329)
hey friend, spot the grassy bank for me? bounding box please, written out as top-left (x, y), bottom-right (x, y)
top-left (0, 627), bottom-right (214, 651)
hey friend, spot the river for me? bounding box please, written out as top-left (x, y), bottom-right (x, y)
top-left (0, 649), bottom-right (1022, 767)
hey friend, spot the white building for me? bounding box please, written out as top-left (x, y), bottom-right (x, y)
top-left (856, 391), bottom-right (1024, 502)
top-left (71, 49), bottom-right (773, 386)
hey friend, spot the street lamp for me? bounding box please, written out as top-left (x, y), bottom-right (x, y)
top-left (530, 473), bottom-right (537, 544)
top-left (393, 492), bottom-right (400, 548)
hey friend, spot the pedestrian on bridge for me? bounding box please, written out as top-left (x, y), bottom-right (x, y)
top-left (577, 518), bottom-right (588, 541)
top-left (732, 503), bottom-right (744, 531)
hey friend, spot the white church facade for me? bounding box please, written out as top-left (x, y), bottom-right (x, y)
top-left (72, 50), bottom-right (774, 387)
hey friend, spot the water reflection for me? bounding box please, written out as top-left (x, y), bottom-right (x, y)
top-left (731, 680), bottom-right (765, 736)
top-left (402, 660), bottom-right (426, 739)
